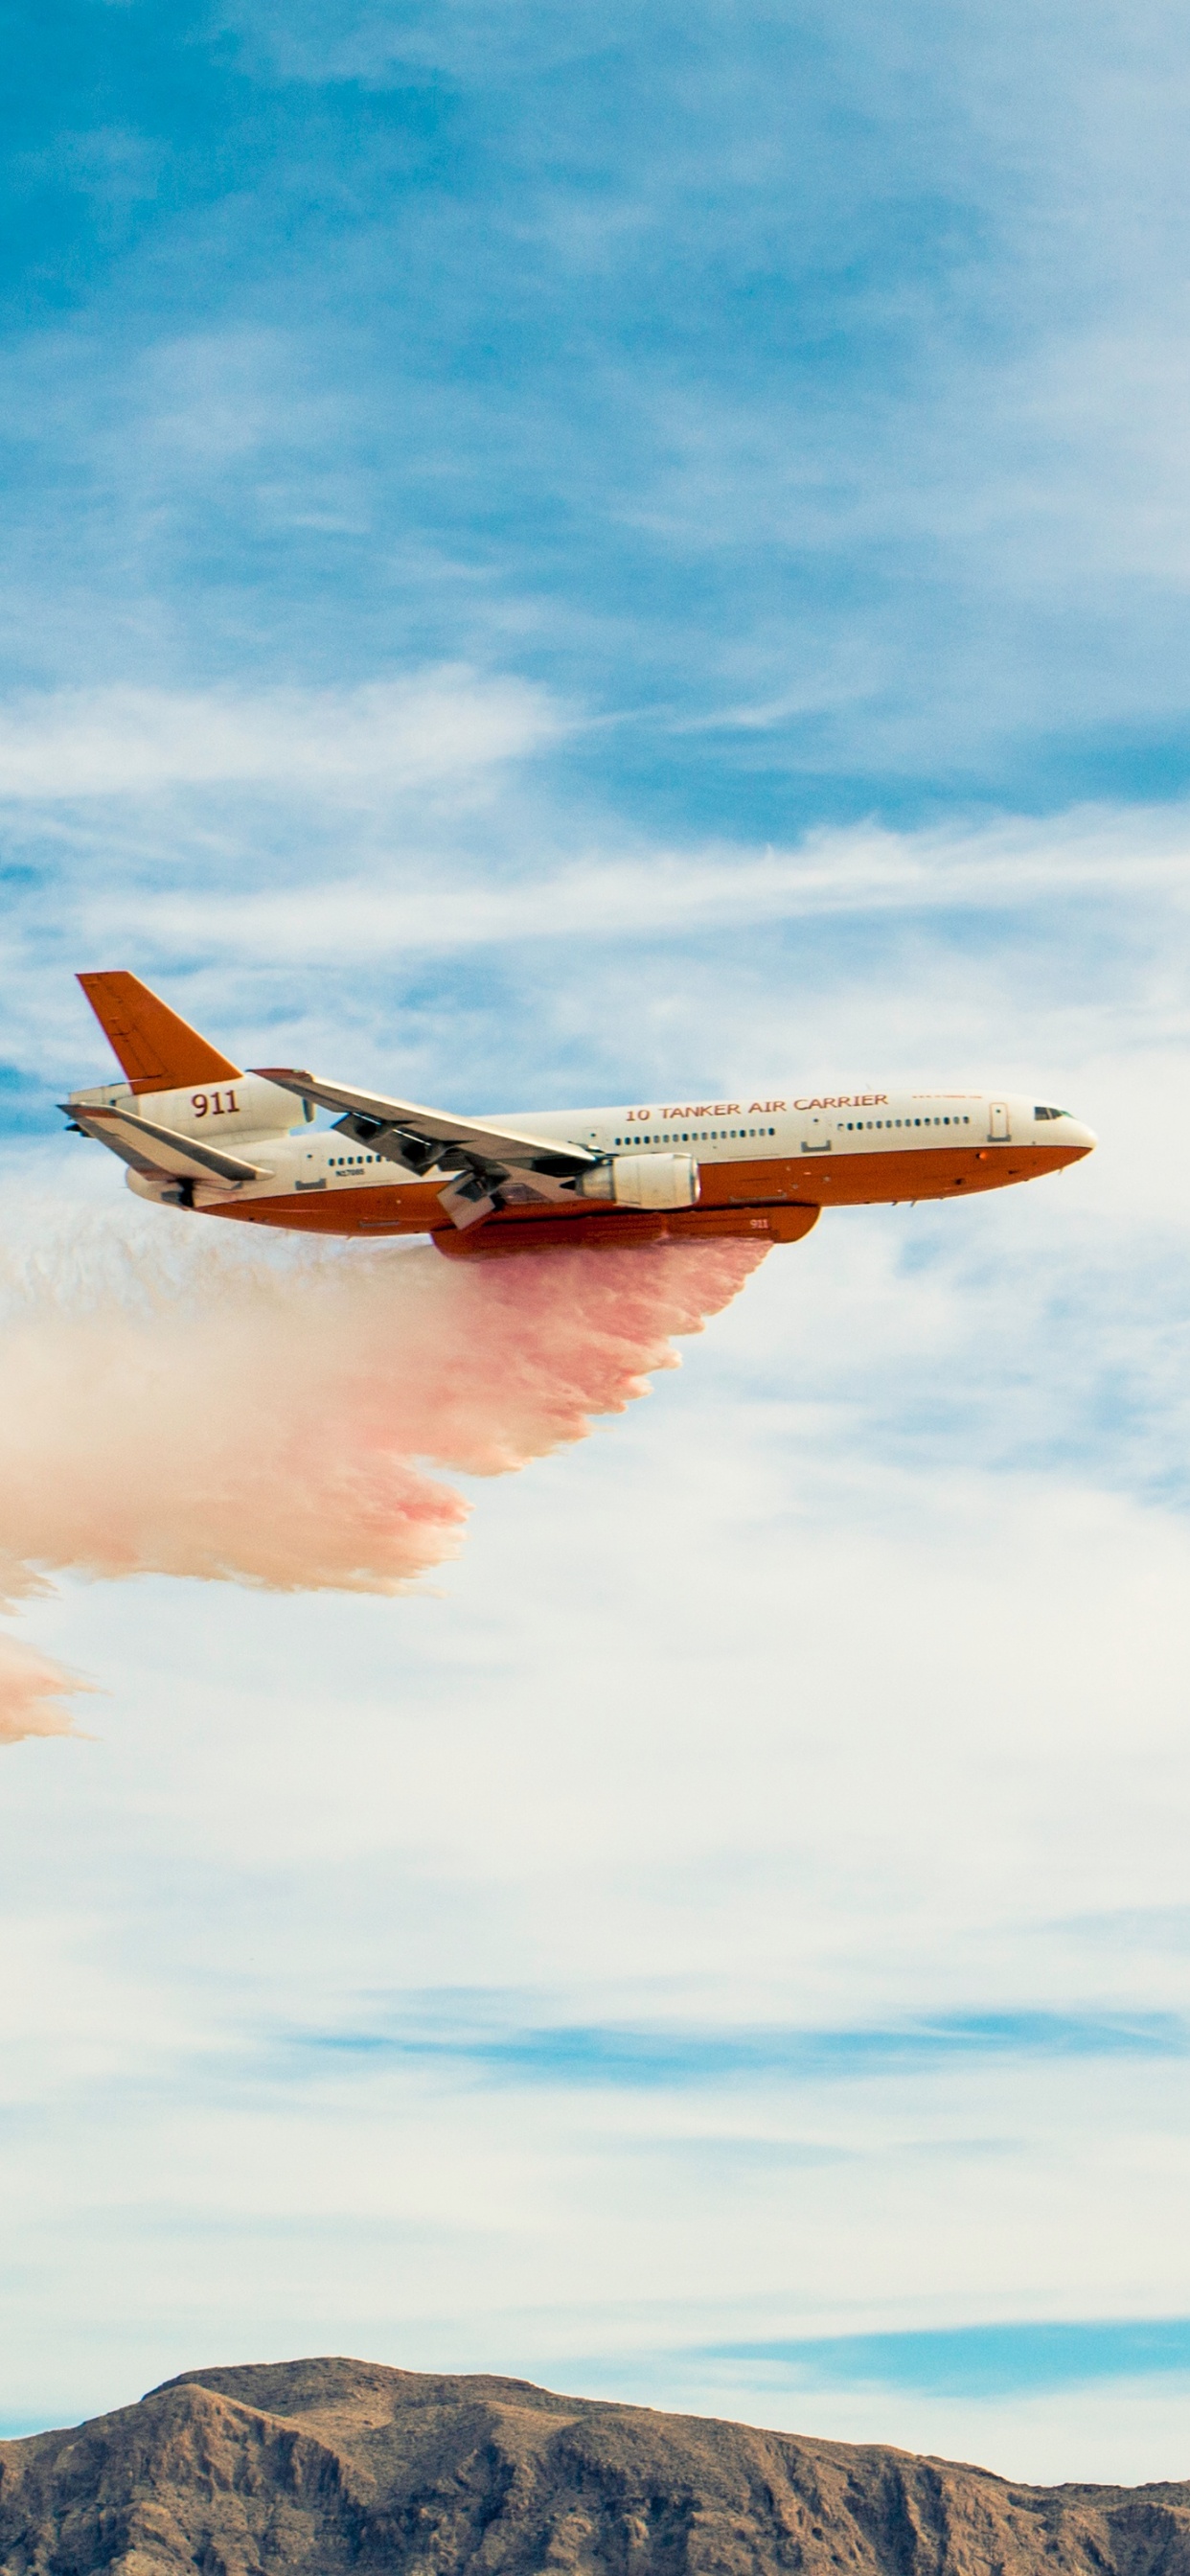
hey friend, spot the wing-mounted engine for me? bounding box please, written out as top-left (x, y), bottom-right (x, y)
top-left (437, 1149), bottom-right (700, 1229)
top-left (577, 1152), bottom-right (699, 1211)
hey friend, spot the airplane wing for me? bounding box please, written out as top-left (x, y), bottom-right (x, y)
top-left (65, 1102), bottom-right (269, 1188)
top-left (254, 1067), bottom-right (599, 1228)
top-left (254, 1070), bottom-right (598, 1170)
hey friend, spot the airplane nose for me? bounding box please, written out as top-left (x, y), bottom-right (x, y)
top-left (1064, 1119), bottom-right (1097, 1156)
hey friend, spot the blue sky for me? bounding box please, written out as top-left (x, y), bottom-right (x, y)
top-left (11, 0), bottom-right (1190, 826)
top-left (4, 0), bottom-right (1190, 2490)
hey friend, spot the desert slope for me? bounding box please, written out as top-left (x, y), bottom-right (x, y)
top-left (1, 2358), bottom-right (1188, 2576)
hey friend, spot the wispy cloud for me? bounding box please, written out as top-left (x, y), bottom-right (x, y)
top-left (122, 801), bottom-right (1190, 959)
top-left (0, 672), bottom-right (564, 800)
top-left (294, 2006), bottom-right (1189, 2086)
top-left (701, 2317), bottom-right (1190, 2398)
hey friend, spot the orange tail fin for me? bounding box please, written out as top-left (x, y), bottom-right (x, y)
top-left (77, 972), bottom-right (242, 1094)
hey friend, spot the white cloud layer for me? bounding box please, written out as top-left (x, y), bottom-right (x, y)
top-left (0, 676), bottom-right (1186, 1121)
top-left (0, 671), bottom-right (562, 800)
top-left (135, 800), bottom-right (1190, 959)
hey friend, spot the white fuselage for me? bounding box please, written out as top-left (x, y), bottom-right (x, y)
top-left (64, 1073), bottom-right (1096, 1229)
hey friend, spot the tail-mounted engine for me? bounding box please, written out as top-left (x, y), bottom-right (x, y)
top-left (577, 1151), bottom-right (699, 1211)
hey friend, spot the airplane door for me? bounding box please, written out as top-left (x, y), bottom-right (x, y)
top-left (800, 1111), bottom-right (832, 1154)
top-left (989, 1100), bottom-right (1010, 1141)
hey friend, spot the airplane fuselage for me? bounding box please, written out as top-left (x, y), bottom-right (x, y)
top-left (72, 1070), bottom-right (1095, 1258)
top-left (61, 974), bottom-right (1095, 1258)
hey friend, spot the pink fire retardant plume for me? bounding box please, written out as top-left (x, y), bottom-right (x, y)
top-left (0, 1229), bottom-right (767, 1740)
top-left (0, 1633), bottom-right (91, 1746)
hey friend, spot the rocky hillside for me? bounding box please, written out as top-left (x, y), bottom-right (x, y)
top-left (1, 2357), bottom-right (1188, 2576)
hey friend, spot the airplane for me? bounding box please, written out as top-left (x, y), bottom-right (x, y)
top-left (61, 970), bottom-right (1097, 1261)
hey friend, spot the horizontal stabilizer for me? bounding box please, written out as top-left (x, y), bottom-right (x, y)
top-left (78, 971), bottom-right (242, 1094)
top-left (68, 1102), bottom-right (267, 1187)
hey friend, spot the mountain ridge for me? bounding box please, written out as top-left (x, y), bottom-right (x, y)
top-left (1, 2357), bottom-right (1187, 2576)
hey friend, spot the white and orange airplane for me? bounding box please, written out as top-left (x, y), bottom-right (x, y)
top-left (62, 971), bottom-right (1096, 1260)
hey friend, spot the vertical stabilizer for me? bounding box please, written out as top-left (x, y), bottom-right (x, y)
top-left (78, 972), bottom-right (243, 1094)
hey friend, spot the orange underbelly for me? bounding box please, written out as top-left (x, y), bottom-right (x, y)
top-left (206, 1187), bottom-right (821, 1254)
top-left (208, 1182), bottom-right (442, 1234)
top-left (204, 1140), bottom-right (1081, 1241)
top-left (428, 1204), bottom-right (822, 1259)
top-left (698, 1144), bottom-right (1080, 1207)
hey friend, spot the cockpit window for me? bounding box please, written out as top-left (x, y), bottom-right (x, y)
top-left (1034, 1105), bottom-right (1069, 1120)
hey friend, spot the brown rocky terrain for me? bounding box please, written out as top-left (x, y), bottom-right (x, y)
top-left (0, 2357), bottom-right (1188, 2576)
